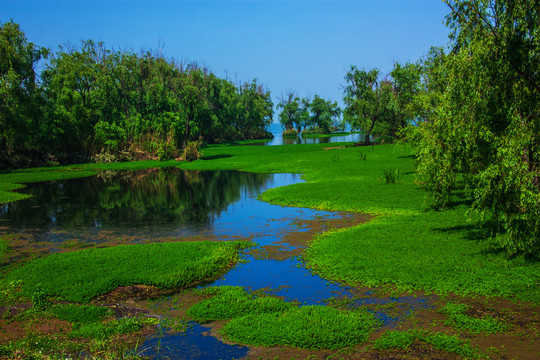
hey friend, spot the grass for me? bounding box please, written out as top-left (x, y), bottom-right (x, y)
top-left (51, 303), bottom-right (111, 324)
top-left (188, 285), bottom-right (380, 350)
top-left (440, 303), bottom-right (509, 334)
top-left (69, 316), bottom-right (156, 340)
top-left (374, 329), bottom-right (483, 359)
top-left (188, 286), bottom-right (294, 322)
top-left (0, 237), bottom-right (7, 264)
top-left (4, 241), bottom-right (251, 303)
top-left (222, 305), bottom-right (380, 349)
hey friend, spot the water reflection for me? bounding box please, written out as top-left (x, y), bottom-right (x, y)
top-left (0, 169), bottom-right (304, 243)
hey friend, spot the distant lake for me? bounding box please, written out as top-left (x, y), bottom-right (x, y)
top-left (265, 123), bottom-right (366, 145)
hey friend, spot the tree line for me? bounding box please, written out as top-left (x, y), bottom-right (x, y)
top-left (0, 21), bottom-right (274, 168)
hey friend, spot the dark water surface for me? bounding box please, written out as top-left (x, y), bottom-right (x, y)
top-left (1, 168), bottom-right (432, 359)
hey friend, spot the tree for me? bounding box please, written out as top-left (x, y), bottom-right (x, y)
top-left (415, 0), bottom-right (540, 256)
top-left (277, 91), bottom-right (301, 132)
top-left (0, 21), bottom-right (48, 165)
top-left (308, 95), bottom-right (341, 134)
top-left (343, 66), bottom-right (396, 144)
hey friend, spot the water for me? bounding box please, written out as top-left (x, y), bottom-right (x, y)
top-left (1, 168), bottom-right (432, 358)
top-left (265, 123), bottom-right (367, 145)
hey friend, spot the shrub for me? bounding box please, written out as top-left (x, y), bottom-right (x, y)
top-left (382, 168), bottom-right (400, 184)
top-left (183, 139), bottom-right (202, 162)
top-left (282, 129), bottom-right (298, 137)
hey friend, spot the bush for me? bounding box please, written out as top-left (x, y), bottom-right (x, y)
top-left (157, 140), bottom-right (177, 161)
top-left (282, 129), bottom-right (298, 137)
top-left (183, 139), bottom-right (202, 162)
top-left (382, 168), bottom-right (400, 184)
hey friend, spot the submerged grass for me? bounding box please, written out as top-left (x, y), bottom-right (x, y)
top-left (4, 241), bottom-right (251, 303)
top-left (440, 303), bottom-right (509, 334)
top-left (374, 329), bottom-right (483, 359)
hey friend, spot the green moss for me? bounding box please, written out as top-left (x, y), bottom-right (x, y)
top-left (5, 241), bottom-right (251, 303)
top-left (374, 330), bottom-right (483, 359)
top-left (188, 286), bottom-right (294, 322)
top-left (440, 303), bottom-right (509, 334)
top-left (221, 305), bottom-right (380, 349)
top-left (0, 237), bottom-right (8, 264)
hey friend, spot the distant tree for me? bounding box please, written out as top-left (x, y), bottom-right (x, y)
top-left (308, 95), bottom-right (341, 133)
top-left (343, 66), bottom-right (396, 144)
top-left (277, 91), bottom-right (301, 131)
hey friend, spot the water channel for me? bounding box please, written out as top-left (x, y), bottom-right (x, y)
top-left (1, 167), bottom-right (432, 359)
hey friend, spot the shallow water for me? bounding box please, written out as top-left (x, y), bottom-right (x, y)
top-left (1, 168), bottom-right (432, 358)
top-left (265, 123), bottom-right (367, 146)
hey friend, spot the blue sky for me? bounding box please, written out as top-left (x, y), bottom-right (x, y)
top-left (2, 0), bottom-right (450, 120)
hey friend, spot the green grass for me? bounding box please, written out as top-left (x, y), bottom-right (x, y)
top-left (4, 241), bottom-right (251, 303)
top-left (188, 286), bottom-right (294, 323)
top-left (69, 316), bottom-right (157, 340)
top-left (51, 304), bottom-right (111, 324)
top-left (301, 131), bottom-right (352, 138)
top-left (440, 303), bottom-right (509, 334)
top-left (374, 330), bottom-right (483, 359)
top-left (221, 305), bottom-right (380, 349)
top-left (0, 237), bottom-right (8, 264)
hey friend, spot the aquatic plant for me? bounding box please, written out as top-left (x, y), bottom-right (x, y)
top-left (440, 303), bottom-right (509, 334)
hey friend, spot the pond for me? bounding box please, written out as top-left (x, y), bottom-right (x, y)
top-left (0, 168), bottom-right (432, 359)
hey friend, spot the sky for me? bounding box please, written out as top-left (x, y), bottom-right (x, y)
top-left (2, 0), bottom-right (450, 121)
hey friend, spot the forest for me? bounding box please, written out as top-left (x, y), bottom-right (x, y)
top-left (0, 23), bottom-right (274, 167)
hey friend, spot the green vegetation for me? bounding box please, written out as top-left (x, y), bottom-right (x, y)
top-left (5, 241), bottom-right (251, 303)
top-left (0, 237), bottom-right (7, 263)
top-left (69, 316), bottom-right (156, 341)
top-left (374, 330), bottom-right (482, 359)
top-left (277, 92), bottom-right (341, 135)
top-left (440, 303), bottom-right (509, 334)
top-left (401, 0), bottom-right (539, 257)
top-left (222, 305), bottom-right (379, 349)
top-left (51, 304), bottom-right (111, 324)
top-left (1, 21), bottom-right (273, 168)
top-left (188, 286), bottom-right (293, 323)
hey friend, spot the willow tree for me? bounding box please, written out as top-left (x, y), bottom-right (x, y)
top-left (415, 0), bottom-right (539, 256)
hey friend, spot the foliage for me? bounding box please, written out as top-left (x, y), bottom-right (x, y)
top-left (382, 168), bottom-right (401, 184)
top-left (188, 286), bottom-right (294, 323)
top-left (374, 330), bottom-right (482, 359)
top-left (343, 67), bottom-right (398, 144)
top-left (282, 128), bottom-right (298, 137)
top-left (183, 139), bottom-right (202, 162)
top-left (221, 305), bottom-right (380, 349)
top-left (5, 240), bottom-right (252, 303)
top-left (308, 95), bottom-right (341, 133)
top-left (0, 21), bottom-right (48, 166)
top-left (440, 303), bottom-right (509, 334)
top-left (277, 91), bottom-right (302, 132)
top-left (412, 0), bottom-right (540, 256)
top-left (0, 23), bottom-right (274, 168)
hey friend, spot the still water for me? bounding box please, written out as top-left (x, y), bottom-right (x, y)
top-left (1, 168), bottom-right (431, 359)
top-left (265, 123), bottom-right (367, 146)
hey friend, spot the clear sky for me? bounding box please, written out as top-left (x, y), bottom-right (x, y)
top-left (2, 0), bottom-right (450, 120)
